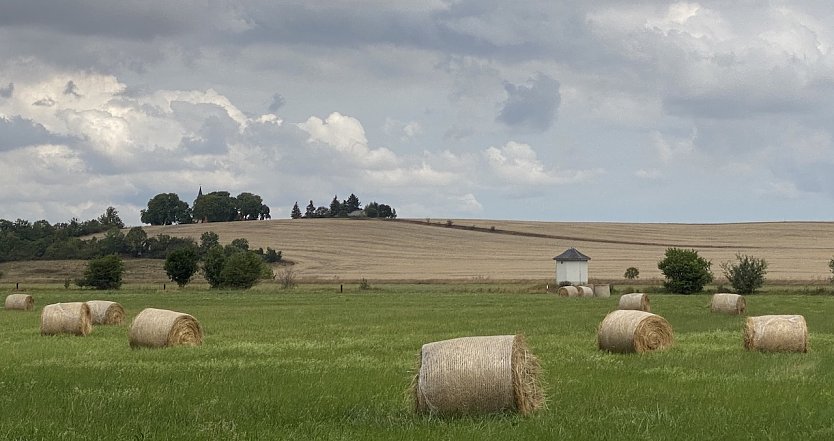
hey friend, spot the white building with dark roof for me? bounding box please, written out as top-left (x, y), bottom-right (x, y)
top-left (553, 247), bottom-right (590, 284)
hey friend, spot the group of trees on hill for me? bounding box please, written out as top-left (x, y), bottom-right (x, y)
top-left (0, 208), bottom-right (196, 262)
top-left (290, 194), bottom-right (397, 219)
top-left (141, 191), bottom-right (270, 225)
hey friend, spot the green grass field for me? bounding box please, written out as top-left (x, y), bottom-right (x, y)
top-left (2, 285), bottom-right (834, 440)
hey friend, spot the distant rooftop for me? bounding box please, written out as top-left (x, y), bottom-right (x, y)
top-left (552, 247), bottom-right (591, 261)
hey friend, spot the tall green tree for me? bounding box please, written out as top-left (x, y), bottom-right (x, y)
top-left (236, 192), bottom-right (267, 220)
top-left (164, 247), bottom-right (200, 287)
top-left (658, 248), bottom-right (713, 294)
top-left (199, 231), bottom-right (220, 256)
top-left (305, 201), bottom-right (316, 218)
top-left (141, 193), bottom-right (192, 225)
top-left (192, 191), bottom-right (237, 222)
top-left (329, 195), bottom-right (341, 218)
top-left (123, 227), bottom-right (148, 257)
top-left (98, 206), bottom-right (124, 229)
top-left (291, 202), bottom-right (302, 219)
top-left (345, 194), bottom-right (361, 213)
top-left (721, 254), bottom-right (767, 294)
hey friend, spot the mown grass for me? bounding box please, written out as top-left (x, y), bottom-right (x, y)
top-left (2, 285), bottom-right (834, 440)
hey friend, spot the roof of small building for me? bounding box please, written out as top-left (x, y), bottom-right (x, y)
top-left (552, 247), bottom-right (591, 261)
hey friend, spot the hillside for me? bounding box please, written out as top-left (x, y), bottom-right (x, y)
top-left (3, 219), bottom-right (833, 284)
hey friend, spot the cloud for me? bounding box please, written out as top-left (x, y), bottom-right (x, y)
top-left (484, 141), bottom-right (602, 185)
top-left (33, 97), bottom-right (56, 107)
top-left (0, 115), bottom-right (73, 151)
top-left (298, 112), bottom-right (397, 167)
top-left (0, 82), bottom-right (12, 98)
top-left (63, 80), bottom-right (81, 97)
top-left (497, 73), bottom-right (561, 131)
top-left (268, 93), bottom-right (285, 112)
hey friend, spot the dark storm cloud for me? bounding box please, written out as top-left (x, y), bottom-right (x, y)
top-left (0, 1), bottom-right (188, 39)
top-left (0, 116), bottom-right (73, 151)
top-left (268, 93), bottom-right (285, 112)
top-left (0, 82), bottom-right (12, 98)
top-left (63, 80), bottom-right (81, 97)
top-left (497, 74), bottom-right (561, 131)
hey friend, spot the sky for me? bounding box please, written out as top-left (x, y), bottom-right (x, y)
top-left (1, 1), bottom-right (834, 226)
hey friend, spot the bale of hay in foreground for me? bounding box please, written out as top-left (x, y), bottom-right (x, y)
top-left (744, 315), bottom-right (808, 353)
top-left (40, 302), bottom-right (92, 336)
top-left (5, 293), bottom-right (34, 311)
top-left (598, 310), bottom-right (673, 353)
top-left (593, 284), bottom-right (611, 298)
top-left (86, 300), bottom-right (125, 325)
top-left (619, 293), bottom-right (650, 312)
top-left (576, 286), bottom-right (594, 297)
top-left (414, 334), bottom-right (544, 416)
top-left (710, 293), bottom-right (746, 315)
top-left (557, 286), bottom-right (579, 297)
top-left (129, 308), bottom-right (203, 349)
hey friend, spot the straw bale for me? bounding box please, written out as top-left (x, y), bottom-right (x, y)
top-left (710, 293), bottom-right (746, 315)
top-left (129, 308), bottom-right (203, 349)
top-left (598, 310), bottom-right (673, 353)
top-left (5, 293), bottom-right (34, 311)
top-left (86, 300), bottom-right (125, 325)
top-left (557, 286), bottom-right (579, 297)
top-left (575, 286), bottom-right (594, 297)
top-left (619, 293), bottom-right (650, 312)
top-left (743, 315), bottom-right (808, 353)
top-left (593, 284), bottom-right (611, 298)
top-left (40, 302), bottom-right (92, 336)
top-left (414, 334), bottom-right (544, 416)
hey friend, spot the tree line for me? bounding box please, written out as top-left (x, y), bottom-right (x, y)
top-left (0, 207), bottom-right (194, 262)
top-left (141, 191), bottom-right (270, 225)
top-left (290, 194), bottom-right (397, 219)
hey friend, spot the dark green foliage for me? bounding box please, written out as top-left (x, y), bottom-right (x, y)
top-left (199, 231), bottom-right (220, 256)
top-left (624, 267), bottom-right (639, 279)
top-left (81, 255), bottom-right (124, 290)
top-left (201, 246), bottom-right (227, 288)
top-left (329, 196), bottom-right (341, 218)
top-left (123, 227), bottom-right (148, 257)
top-left (229, 238), bottom-right (250, 252)
top-left (141, 193), bottom-right (192, 225)
top-left (721, 254), bottom-right (767, 294)
top-left (363, 202), bottom-right (396, 219)
top-left (164, 247), bottom-right (200, 287)
top-left (98, 207), bottom-right (125, 229)
top-left (290, 202), bottom-right (302, 219)
top-left (658, 248), bottom-right (713, 294)
top-left (264, 247), bottom-right (282, 263)
top-left (193, 191), bottom-right (238, 222)
top-left (237, 192), bottom-right (270, 220)
top-left (345, 194), bottom-right (361, 213)
top-left (304, 201), bottom-right (316, 218)
top-left (220, 252), bottom-right (268, 289)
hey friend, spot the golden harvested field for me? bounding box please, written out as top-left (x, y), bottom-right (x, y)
top-left (3, 219), bottom-right (833, 284)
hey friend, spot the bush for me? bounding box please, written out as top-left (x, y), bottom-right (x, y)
top-left (219, 252), bottom-right (268, 289)
top-left (721, 254), bottom-right (767, 294)
top-left (657, 248), bottom-right (713, 294)
top-left (164, 247), bottom-right (200, 287)
top-left (829, 257), bottom-right (834, 282)
top-left (264, 247), bottom-right (282, 263)
top-left (624, 267), bottom-right (639, 280)
top-left (201, 245), bottom-right (227, 288)
top-left (277, 267), bottom-right (297, 289)
top-left (81, 255), bottom-right (124, 290)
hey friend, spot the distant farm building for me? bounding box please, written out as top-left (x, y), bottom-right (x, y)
top-left (553, 248), bottom-right (590, 284)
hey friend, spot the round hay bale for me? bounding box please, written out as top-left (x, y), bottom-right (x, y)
top-left (743, 315), bottom-right (808, 353)
top-left (576, 286), bottom-right (594, 297)
top-left (619, 293), bottom-right (650, 312)
top-left (710, 293), bottom-right (746, 315)
top-left (557, 286), bottom-right (579, 297)
top-left (129, 308), bottom-right (203, 349)
top-left (593, 284), bottom-right (611, 298)
top-left (40, 302), bottom-right (92, 336)
top-left (414, 334), bottom-right (544, 416)
top-left (86, 300), bottom-right (125, 325)
top-left (5, 293), bottom-right (34, 311)
top-left (598, 310), bottom-right (674, 353)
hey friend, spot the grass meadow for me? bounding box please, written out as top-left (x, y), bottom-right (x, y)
top-left (2, 284), bottom-right (834, 440)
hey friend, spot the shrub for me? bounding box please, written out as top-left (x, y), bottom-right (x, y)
top-left (657, 248), bottom-right (713, 294)
top-left (201, 245), bottom-right (227, 288)
top-left (829, 257), bottom-right (834, 282)
top-left (624, 267), bottom-right (639, 280)
top-left (81, 255), bottom-right (124, 290)
top-left (164, 247), bottom-right (200, 287)
top-left (277, 267), bottom-right (297, 289)
top-left (359, 278), bottom-right (371, 290)
top-left (721, 254), bottom-right (767, 294)
top-left (264, 247), bottom-right (282, 263)
top-left (219, 252), bottom-right (268, 289)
